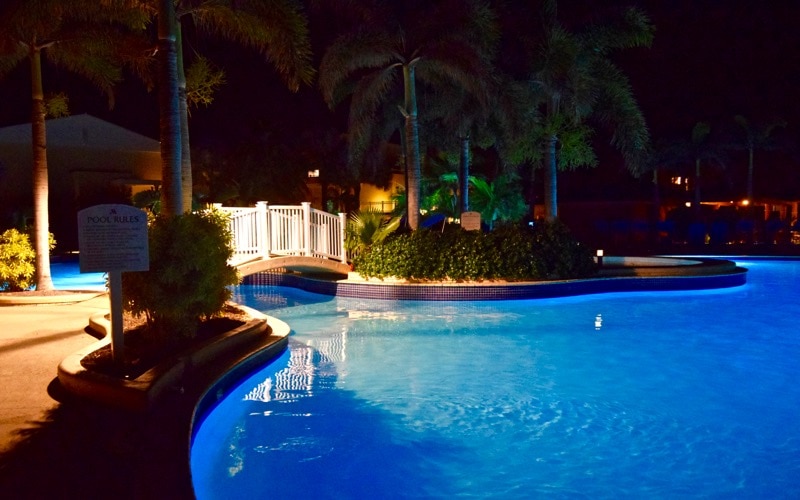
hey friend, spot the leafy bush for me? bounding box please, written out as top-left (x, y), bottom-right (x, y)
top-left (531, 220), bottom-right (597, 279)
top-left (353, 221), bottom-right (596, 281)
top-left (121, 209), bottom-right (240, 340)
top-left (345, 209), bottom-right (401, 260)
top-left (0, 228), bottom-right (35, 291)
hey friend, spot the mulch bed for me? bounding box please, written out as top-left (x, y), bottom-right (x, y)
top-left (81, 304), bottom-right (248, 379)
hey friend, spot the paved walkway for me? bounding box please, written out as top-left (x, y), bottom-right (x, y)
top-left (0, 294), bottom-right (110, 455)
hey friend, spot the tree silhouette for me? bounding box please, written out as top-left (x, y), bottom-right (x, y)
top-left (319, 0), bottom-right (496, 230)
top-left (0, 0), bottom-right (147, 289)
top-left (733, 114), bottom-right (786, 201)
top-left (529, 0), bottom-right (653, 221)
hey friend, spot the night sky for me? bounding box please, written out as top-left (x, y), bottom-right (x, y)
top-left (1, 0), bottom-right (798, 199)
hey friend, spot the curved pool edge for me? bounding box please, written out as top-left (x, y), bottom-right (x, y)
top-left (186, 315), bottom-right (291, 495)
top-left (186, 256), bottom-right (747, 495)
top-left (243, 257), bottom-right (748, 301)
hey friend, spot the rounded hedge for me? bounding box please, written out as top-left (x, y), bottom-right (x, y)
top-left (353, 221), bottom-right (597, 282)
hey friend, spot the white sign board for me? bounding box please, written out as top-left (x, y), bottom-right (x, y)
top-left (461, 211), bottom-right (482, 231)
top-left (78, 204), bottom-right (149, 273)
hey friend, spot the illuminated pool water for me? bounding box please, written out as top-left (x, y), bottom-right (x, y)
top-left (191, 259), bottom-right (800, 498)
top-left (51, 260), bottom-right (106, 291)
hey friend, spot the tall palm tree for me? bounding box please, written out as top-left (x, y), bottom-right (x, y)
top-left (658, 121), bottom-right (727, 216)
top-left (531, 0), bottom-right (653, 221)
top-left (733, 114), bottom-right (786, 201)
top-left (319, 0), bottom-right (497, 230)
top-left (0, 0), bottom-right (147, 290)
top-left (157, 0), bottom-right (183, 216)
top-left (171, 0), bottom-right (314, 212)
top-left (134, 0), bottom-right (314, 213)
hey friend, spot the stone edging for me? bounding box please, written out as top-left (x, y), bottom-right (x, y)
top-left (0, 290), bottom-right (105, 306)
top-left (57, 304), bottom-right (289, 412)
top-left (244, 257), bottom-right (747, 301)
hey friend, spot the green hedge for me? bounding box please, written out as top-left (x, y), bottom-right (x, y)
top-left (353, 221), bottom-right (596, 281)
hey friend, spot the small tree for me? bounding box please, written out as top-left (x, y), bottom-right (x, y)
top-left (345, 209), bottom-right (401, 260)
top-left (0, 229), bottom-right (35, 291)
top-left (121, 209), bottom-right (239, 341)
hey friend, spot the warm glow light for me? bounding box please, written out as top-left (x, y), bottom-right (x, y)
top-left (307, 169), bottom-right (319, 178)
top-left (596, 249), bottom-right (604, 257)
top-left (741, 199), bottom-right (750, 206)
top-left (671, 176), bottom-right (682, 185)
top-left (685, 202), bottom-right (692, 207)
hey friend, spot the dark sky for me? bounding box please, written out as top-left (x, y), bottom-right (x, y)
top-left (617, 0), bottom-right (800, 139)
top-left (1, 0), bottom-right (798, 182)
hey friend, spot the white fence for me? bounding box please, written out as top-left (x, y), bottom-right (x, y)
top-left (215, 202), bottom-right (347, 267)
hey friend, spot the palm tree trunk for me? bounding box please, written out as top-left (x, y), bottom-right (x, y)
top-left (177, 21), bottom-right (192, 213)
top-left (694, 157), bottom-right (702, 216)
top-left (543, 134), bottom-right (558, 221)
top-left (403, 62), bottom-right (422, 230)
top-left (158, 0), bottom-right (182, 217)
top-left (459, 135), bottom-right (470, 213)
top-left (746, 147), bottom-right (754, 201)
top-left (651, 167), bottom-right (661, 245)
top-left (30, 49), bottom-right (53, 291)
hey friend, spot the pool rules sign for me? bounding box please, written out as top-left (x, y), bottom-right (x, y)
top-left (78, 204), bottom-right (149, 362)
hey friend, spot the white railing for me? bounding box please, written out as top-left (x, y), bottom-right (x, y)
top-left (215, 202), bottom-right (347, 267)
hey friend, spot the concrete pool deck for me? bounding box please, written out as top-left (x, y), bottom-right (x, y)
top-left (0, 256), bottom-right (749, 497)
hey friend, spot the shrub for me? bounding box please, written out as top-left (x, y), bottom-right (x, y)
top-left (345, 209), bottom-right (401, 260)
top-left (353, 222), bottom-right (596, 282)
top-left (121, 209), bottom-right (240, 340)
top-left (0, 228), bottom-right (36, 291)
top-left (531, 220), bottom-right (597, 279)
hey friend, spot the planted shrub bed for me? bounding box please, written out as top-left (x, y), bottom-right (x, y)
top-left (353, 221), bottom-right (597, 282)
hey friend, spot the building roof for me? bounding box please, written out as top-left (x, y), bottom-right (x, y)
top-left (0, 114), bottom-right (159, 152)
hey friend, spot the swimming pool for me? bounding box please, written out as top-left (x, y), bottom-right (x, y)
top-left (191, 259), bottom-right (800, 498)
top-left (51, 261), bottom-right (106, 291)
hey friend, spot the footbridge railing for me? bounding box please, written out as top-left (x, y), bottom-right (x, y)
top-left (215, 202), bottom-right (347, 268)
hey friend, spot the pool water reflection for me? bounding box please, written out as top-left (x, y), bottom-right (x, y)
top-left (191, 259), bottom-right (800, 498)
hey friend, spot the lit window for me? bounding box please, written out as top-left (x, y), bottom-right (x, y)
top-left (307, 169), bottom-right (320, 178)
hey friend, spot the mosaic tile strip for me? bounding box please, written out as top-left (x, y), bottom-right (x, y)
top-left (242, 269), bottom-right (747, 301)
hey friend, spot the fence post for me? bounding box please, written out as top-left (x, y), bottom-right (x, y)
top-left (338, 212), bottom-right (347, 263)
top-left (256, 201), bottom-right (269, 258)
top-left (301, 202), bottom-right (312, 256)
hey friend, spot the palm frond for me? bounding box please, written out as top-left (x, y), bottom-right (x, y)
top-left (319, 32), bottom-right (397, 106)
top-left (581, 7), bottom-right (654, 53)
top-left (191, 0), bottom-right (314, 91)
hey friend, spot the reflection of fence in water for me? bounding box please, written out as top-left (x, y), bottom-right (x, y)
top-left (243, 346), bottom-right (315, 403)
top-left (242, 328), bottom-right (348, 403)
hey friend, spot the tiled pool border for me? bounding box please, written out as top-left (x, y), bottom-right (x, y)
top-left (241, 266), bottom-right (748, 301)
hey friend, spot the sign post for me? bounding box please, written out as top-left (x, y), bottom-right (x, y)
top-left (78, 204), bottom-right (149, 364)
top-left (461, 211), bottom-right (482, 231)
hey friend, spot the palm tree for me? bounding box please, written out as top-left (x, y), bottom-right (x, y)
top-left (171, 0), bottom-right (314, 212)
top-left (530, 0), bottom-right (653, 221)
top-left (157, 0), bottom-right (183, 216)
top-left (469, 173), bottom-right (528, 230)
top-left (319, 0), bottom-right (497, 230)
top-left (0, 0), bottom-right (147, 290)
top-left (659, 121), bottom-right (727, 216)
top-left (126, 0), bottom-right (314, 213)
top-left (733, 114), bottom-right (786, 201)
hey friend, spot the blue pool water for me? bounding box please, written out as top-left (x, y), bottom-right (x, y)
top-left (191, 259), bottom-right (800, 499)
top-left (51, 261), bottom-right (106, 291)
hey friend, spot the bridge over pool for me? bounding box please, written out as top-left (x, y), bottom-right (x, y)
top-left (217, 202), bottom-right (350, 277)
